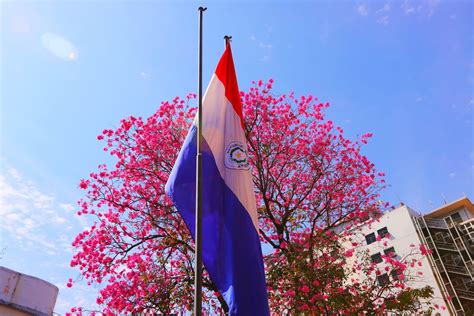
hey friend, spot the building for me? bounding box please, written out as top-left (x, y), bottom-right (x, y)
top-left (0, 266), bottom-right (58, 316)
top-left (345, 197), bottom-right (473, 315)
top-left (413, 197), bottom-right (474, 315)
top-left (345, 203), bottom-right (450, 315)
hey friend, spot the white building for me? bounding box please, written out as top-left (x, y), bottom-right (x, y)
top-left (0, 266), bottom-right (58, 316)
top-left (344, 197), bottom-right (473, 316)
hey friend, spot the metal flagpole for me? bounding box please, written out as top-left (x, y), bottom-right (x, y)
top-left (195, 6), bottom-right (206, 316)
top-left (224, 35), bottom-right (232, 47)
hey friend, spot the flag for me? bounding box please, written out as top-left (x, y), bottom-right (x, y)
top-left (165, 43), bottom-right (270, 315)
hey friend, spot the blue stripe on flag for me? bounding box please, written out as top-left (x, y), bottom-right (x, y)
top-left (165, 125), bottom-right (269, 315)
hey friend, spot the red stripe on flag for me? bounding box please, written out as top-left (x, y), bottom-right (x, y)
top-left (215, 44), bottom-right (245, 129)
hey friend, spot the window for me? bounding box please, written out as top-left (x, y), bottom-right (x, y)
top-left (434, 232), bottom-right (444, 242)
top-left (442, 254), bottom-right (454, 264)
top-left (451, 212), bottom-right (462, 224)
top-left (377, 227), bottom-right (389, 238)
top-left (384, 247), bottom-right (396, 257)
top-left (365, 233), bottom-right (376, 245)
top-left (453, 254), bottom-right (463, 265)
top-left (391, 269), bottom-right (401, 281)
top-left (377, 273), bottom-right (389, 286)
top-left (371, 253), bottom-right (383, 264)
top-left (462, 278), bottom-right (473, 290)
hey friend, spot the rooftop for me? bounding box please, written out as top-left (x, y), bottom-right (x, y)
top-left (424, 196), bottom-right (474, 219)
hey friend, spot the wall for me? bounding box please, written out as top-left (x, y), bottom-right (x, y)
top-left (0, 266), bottom-right (58, 316)
top-left (344, 205), bottom-right (449, 315)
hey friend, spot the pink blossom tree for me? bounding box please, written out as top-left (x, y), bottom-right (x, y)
top-left (70, 79), bottom-right (434, 314)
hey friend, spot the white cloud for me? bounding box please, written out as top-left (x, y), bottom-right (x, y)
top-left (470, 98), bottom-right (474, 105)
top-left (401, 1), bottom-right (416, 15)
top-left (401, 0), bottom-right (440, 18)
top-left (376, 4), bottom-right (391, 14)
top-left (249, 35), bottom-right (272, 50)
top-left (358, 0), bottom-right (440, 23)
top-left (0, 167), bottom-right (76, 252)
top-left (41, 32), bottom-right (78, 61)
top-left (0, 164), bottom-right (101, 314)
top-left (405, 6), bottom-right (416, 14)
top-left (54, 282), bottom-right (100, 314)
top-left (416, 97), bottom-right (423, 102)
top-left (139, 71), bottom-right (150, 80)
top-left (8, 168), bottom-right (22, 181)
top-left (250, 35), bottom-right (272, 63)
top-left (377, 15), bottom-right (390, 26)
top-left (357, 4), bottom-right (368, 16)
top-left (60, 203), bottom-right (75, 213)
top-left (53, 216), bottom-right (68, 224)
top-left (425, 0), bottom-right (440, 17)
top-left (258, 42), bottom-right (272, 49)
top-left (449, 172), bottom-right (456, 179)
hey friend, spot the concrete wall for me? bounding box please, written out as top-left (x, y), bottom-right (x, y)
top-left (0, 305), bottom-right (31, 316)
top-left (0, 266), bottom-right (58, 316)
top-left (344, 205), bottom-right (449, 315)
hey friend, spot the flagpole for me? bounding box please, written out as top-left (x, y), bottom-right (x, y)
top-left (195, 6), bottom-right (206, 316)
top-left (224, 35), bottom-right (232, 47)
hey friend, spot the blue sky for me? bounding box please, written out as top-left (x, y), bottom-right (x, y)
top-left (0, 0), bottom-right (472, 314)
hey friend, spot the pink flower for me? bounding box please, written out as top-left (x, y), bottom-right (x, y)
top-left (284, 290), bottom-right (295, 298)
top-left (419, 244), bottom-right (432, 255)
top-left (344, 249), bottom-right (355, 257)
top-left (69, 80), bottom-right (390, 314)
top-left (79, 179), bottom-right (89, 189)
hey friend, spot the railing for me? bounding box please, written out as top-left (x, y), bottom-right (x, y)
top-left (456, 288), bottom-right (474, 301)
top-left (445, 217), bottom-right (474, 279)
top-left (459, 218), bottom-right (474, 226)
top-left (467, 262), bottom-right (474, 275)
top-left (433, 239), bottom-right (456, 250)
top-left (424, 217), bottom-right (448, 229)
top-left (459, 218), bottom-right (474, 243)
top-left (437, 262), bottom-right (470, 275)
top-left (413, 216), bottom-right (463, 315)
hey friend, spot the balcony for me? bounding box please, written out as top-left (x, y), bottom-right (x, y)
top-left (459, 219), bottom-right (474, 241)
top-left (459, 218), bottom-right (474, 229)
top-left (433, 239), bottom-right (457, 251)
top-left (456, 288), bottom-right (474, 301)
top-left (424, 217), bottom-right (448, 229)
top-left (437, 262), bottom-right (471, 276)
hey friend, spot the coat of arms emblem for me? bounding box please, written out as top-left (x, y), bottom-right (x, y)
top-left (225, 141), bottom-right (250, 170)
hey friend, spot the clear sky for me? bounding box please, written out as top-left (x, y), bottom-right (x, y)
top-left (1, 0), bottom-right (472, 314)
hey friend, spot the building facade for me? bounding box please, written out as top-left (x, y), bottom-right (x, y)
top-left (346, 204), bottom-right (449, 315)
top-left (413, 197), bottom-right (474, 315)
top-left (0, 266), bottom-right (58, 316)
top-left (345, 197), bottom-right (473, 315)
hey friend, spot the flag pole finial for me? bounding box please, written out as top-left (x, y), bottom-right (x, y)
top-left (224, 35), bottom-right (232, 47)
